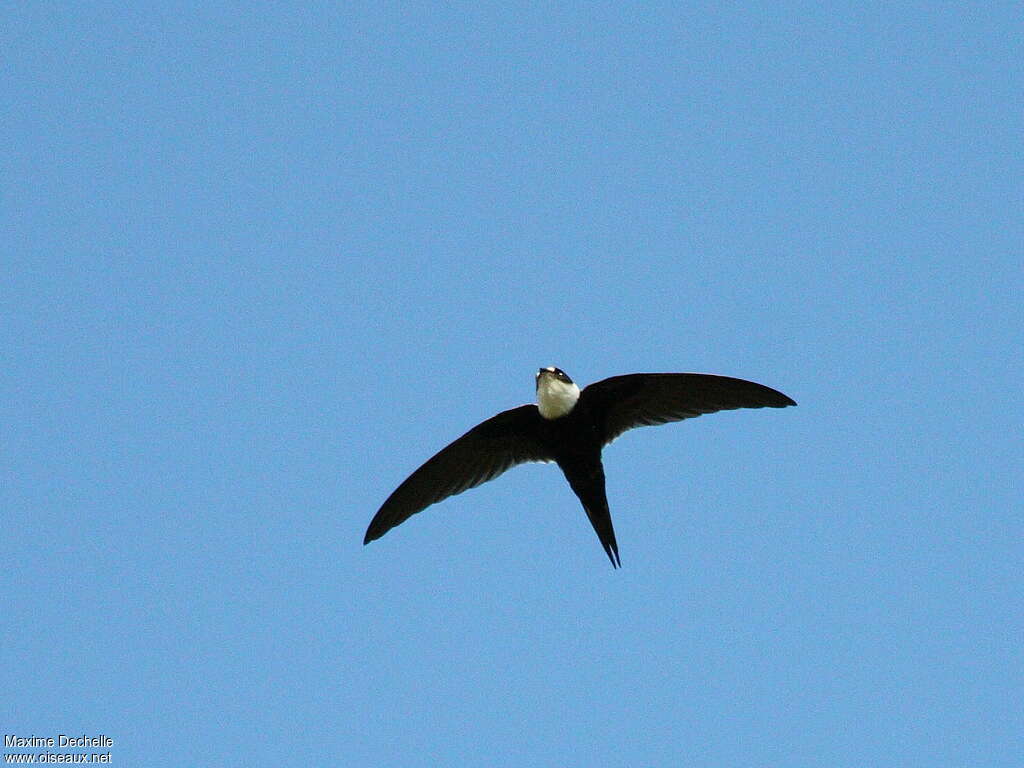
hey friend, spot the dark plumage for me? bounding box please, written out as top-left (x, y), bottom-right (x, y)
top-left (364, 368), bottom-right (795, 567)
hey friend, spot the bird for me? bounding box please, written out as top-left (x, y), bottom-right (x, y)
top-left (364, 367), bottom-right (796, 567)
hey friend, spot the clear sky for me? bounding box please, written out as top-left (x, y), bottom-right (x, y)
top-left (3, 2), bottom-right (1021, 766)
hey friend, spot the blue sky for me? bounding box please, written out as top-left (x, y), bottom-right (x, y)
top-left (3, 2), bottom-right (1021, 766)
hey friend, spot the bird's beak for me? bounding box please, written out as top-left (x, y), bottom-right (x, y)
top-left (536, 368), bottom-right (549, 390)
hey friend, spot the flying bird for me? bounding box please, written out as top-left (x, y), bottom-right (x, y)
top-left (364, 367), bottom-right (796, 567)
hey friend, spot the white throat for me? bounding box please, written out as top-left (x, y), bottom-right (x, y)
top-left (537, 376), bottom-right (580, 419)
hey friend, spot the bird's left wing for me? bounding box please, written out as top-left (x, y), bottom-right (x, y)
top-left (364, 404), bottom-right (551, 545)
top-left (581, 373), bottom-right (796, 446)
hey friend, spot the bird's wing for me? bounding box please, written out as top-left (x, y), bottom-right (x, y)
top-left (580, 373), bottom-right (796, 446)
top-left (364, 404), bottom-right (551, 545)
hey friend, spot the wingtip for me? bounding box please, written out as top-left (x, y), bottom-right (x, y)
top-left (363, 511), bottom-right (392, 545)
top-left (767, 388), bottom-right (797, 408)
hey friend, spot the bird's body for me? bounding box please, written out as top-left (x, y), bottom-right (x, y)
top-left (364, 367), bottom-right (796, 567)
top-left (524, 389), bottom-right (616, 564)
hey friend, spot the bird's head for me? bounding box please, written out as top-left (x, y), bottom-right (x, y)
top-left (535, 366), bottom-right (580, 419)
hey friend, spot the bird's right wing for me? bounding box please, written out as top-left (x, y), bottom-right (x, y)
top-left (581, 373), bottom-right (796, 446)
top-left (364, 404), bottom-right (551, 545)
